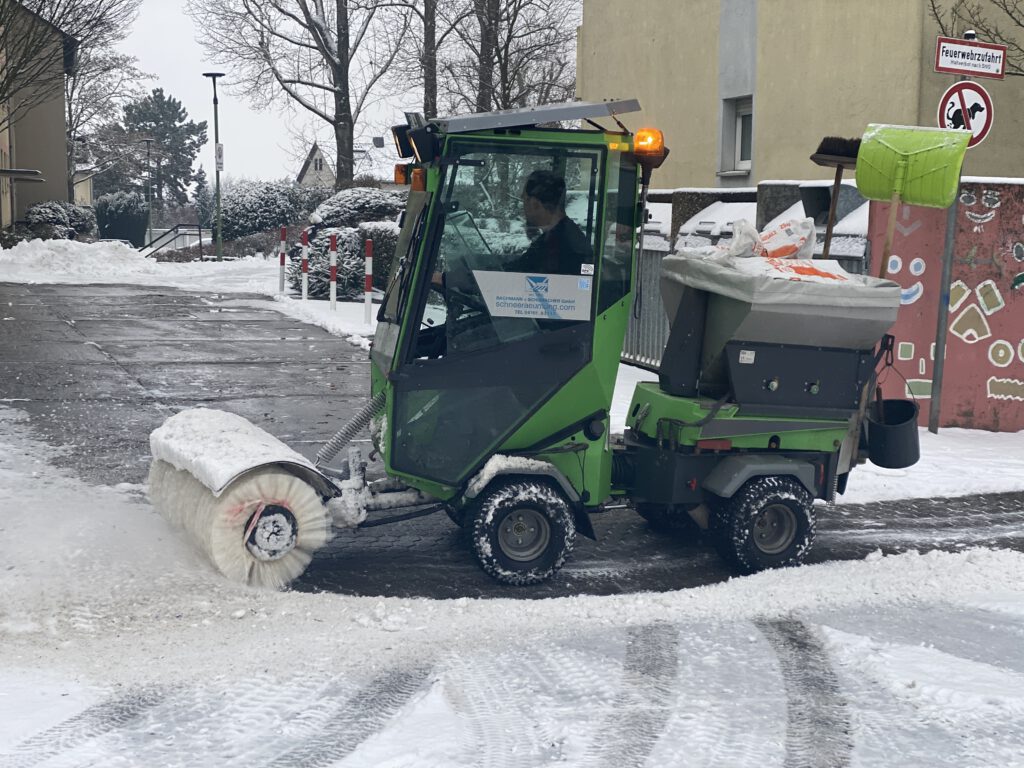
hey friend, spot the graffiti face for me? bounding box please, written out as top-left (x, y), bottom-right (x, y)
top-left (887, 254), bottom-right (926, 305)
top-left (961, 188), bottom-right (1002, 231)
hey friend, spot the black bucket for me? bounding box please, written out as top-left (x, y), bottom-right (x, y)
top-left (867, 399), bottom-right (920, 469)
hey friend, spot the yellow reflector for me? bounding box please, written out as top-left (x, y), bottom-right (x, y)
top-left (608, 142), bottom-right (621, 150)
top-left (634, 127), bottom-right (665, 155)
top-left (411, 168), bottom-right (427, 192)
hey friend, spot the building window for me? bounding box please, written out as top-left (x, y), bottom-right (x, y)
top-left (735, 100), bottom-right (752, 170)
top-left (722, 96), bottom-right (753, 175)
top-left (314, 157), bottom-right (323, 172)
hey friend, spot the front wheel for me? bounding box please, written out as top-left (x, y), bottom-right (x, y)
top-left (711, 476), bottom-right (815, 574)
top-left (470, 479), bottom-right (576, 585)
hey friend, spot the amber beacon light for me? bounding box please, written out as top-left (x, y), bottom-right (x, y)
top-left (634, 127), bottom-right (665, 156)
top-left (632, 127), bottom-right (669, 182)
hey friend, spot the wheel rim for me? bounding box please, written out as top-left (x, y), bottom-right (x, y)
top-left (498, 507), bottom-right (551, 563)
top-left (245, 504), bottom-right (298, 562)
top-left (752, 503), bottom-right (797, 555)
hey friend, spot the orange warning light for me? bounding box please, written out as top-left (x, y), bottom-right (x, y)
top-left (410, 167), bottom-right (427, 192)
top-left (394, 164), bottom-right (410, 185)
top-left (634, 127), bottom-right (665, 156)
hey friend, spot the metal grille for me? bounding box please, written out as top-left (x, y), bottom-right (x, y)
top-left (621, 248), bottom-right (670, 371)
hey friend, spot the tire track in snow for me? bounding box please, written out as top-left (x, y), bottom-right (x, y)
top-left (443, 640), bottom-right (622, 767)
top-left (756, 619), bottom-right (853, 768)
top-left (0, 687), bottom-right (169, 768)
top-left (587, 623), bottom-right (680, 767)
top-left (261, 666), bottom-right (433, 768)
top-left (443, 651), bottom-right (564, 768)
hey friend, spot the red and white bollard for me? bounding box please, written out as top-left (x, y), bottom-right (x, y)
top-left (278, 226), bottom-right (287, 294)
top-left (329, 234), bottom-right (338, 311)
top-left (364, 239), bottom-right (373, 325)
top-left (300, 229), bottom-right (309, 301)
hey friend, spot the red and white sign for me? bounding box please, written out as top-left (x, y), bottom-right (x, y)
top-left (935, 36), bottom-right (1006, 79)
top-left (938, 81), bottom-right (994, 148)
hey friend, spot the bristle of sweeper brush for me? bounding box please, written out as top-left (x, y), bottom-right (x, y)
top-left (149, 460), bottom-right (331, 589)
top-left (814, 136), bottom-right (862, 159)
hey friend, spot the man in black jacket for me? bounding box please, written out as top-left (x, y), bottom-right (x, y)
top-left (506, 169), bottom-right (593, 275)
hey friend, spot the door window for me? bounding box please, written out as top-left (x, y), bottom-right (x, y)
top-left (409, 141), bottom-right (604, 361)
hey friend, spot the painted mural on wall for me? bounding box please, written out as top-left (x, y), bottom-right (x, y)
top-left (868, 181), bottom-right (1024, 432)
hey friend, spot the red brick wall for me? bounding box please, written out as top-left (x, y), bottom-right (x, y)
top-left (867, 181), bottom-right (1024, 432)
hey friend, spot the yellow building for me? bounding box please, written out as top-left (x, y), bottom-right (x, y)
top-left (0, 3), bottom-right (77, 229)
top-left (577, 0), bottom-right (1023, 188)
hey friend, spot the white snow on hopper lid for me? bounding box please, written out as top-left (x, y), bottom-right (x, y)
top-left (150, 408), bottom-right (317, 495)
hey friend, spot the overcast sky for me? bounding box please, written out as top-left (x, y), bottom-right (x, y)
top-left (116, 1), bottom-right (417, 184)
top-left (115, 1), bottom-right (297, 181)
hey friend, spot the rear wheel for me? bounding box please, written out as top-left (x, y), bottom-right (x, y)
top-left (470, 478), bottom-right (576, 585)
top-left (712, 476), bottom-right (815, 574)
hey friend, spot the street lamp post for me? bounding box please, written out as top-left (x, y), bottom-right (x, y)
top-left (140, 137), bottom-right (154, 247)
top-left (203, 71), bottom-right (226, 261)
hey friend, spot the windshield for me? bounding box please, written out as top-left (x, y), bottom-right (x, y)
top-left (404, 140), bottom-right (605, 361)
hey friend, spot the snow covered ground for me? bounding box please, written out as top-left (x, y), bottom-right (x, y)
top-left (3, 239), bottom-right (1024, 765)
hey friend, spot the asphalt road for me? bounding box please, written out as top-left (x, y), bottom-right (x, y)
top-left (3, 282), bottom-right (1023, 599)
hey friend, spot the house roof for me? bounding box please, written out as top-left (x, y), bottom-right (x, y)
top-left (296, 142), bottom-right (335, 183)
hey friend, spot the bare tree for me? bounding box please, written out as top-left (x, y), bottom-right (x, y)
top-left (0, 0), bottom-right (141, 133)
top-left (65, 50), bottom-right (149, 200)
top-left (441, 0), bottom-right (578, 115)
top-left (930, 0), bottom-right (1024, 74)
top-left (186, 0), bottom-right (411, 188)
top-left (381, 0), bottom-right (472, 117)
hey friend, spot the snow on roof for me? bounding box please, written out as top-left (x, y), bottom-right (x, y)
top-left (795, 179), bottom-right (858, 189)
top-left (833, 201), bottom-right (870, 236)
top-left (962, 176), bottom-right (1024, 185)
top-left (672, 186), bottom-right (757, 194)
top-left (679, 201), bottom-right (758, 237)
top-left (646, 201), bottom-right (673, 236)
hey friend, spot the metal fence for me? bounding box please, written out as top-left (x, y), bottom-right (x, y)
top-left (621, 247), bottom-right (670, 371)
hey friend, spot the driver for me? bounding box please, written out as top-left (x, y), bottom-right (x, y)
top-left (506, 169), bottom-right (593, 275)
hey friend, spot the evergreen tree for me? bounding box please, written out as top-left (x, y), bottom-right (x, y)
top-left (193, 166), bottom-right (214, 228)
top-left (123, 88), bottom-right (208, 205)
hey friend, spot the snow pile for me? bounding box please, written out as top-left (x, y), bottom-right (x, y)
top-left (0, 239), bottom-right (285, 294)
top-left (0, 238), bottom-right (162, 281)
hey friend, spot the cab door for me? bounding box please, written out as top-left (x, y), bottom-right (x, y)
top-left (389, 139), bottom-right (606, 486)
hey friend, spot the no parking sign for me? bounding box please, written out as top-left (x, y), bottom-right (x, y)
top-left (938, 81), bottom-right (994, 148)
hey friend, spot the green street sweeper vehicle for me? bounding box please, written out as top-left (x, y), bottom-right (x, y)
top-left (149, 99), bottom-right (919, 589)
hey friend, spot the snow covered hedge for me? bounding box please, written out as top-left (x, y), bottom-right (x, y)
top-left (219, 180), bottom-right (333, 241)
top-left (287, 187), bottom-right (407, 297)
top-left (25, 201), bottom-right (97, 240)
top-left (307, 187), bottom-right (406, 228)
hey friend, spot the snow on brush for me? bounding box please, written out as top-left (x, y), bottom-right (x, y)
top-left (149, 407), bottom-right (317, 494)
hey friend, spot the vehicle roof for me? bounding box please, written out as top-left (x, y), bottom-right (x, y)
top-left (433, 100), bottom-right (641, 134)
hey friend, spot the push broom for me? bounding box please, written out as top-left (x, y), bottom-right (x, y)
top-left (810, 136), bottom-right (860, 260)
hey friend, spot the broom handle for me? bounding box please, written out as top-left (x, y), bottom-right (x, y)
top-left (822, 166), bottom-right (843, 261)
top-left (878, 191), bottom-right (900, 279)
